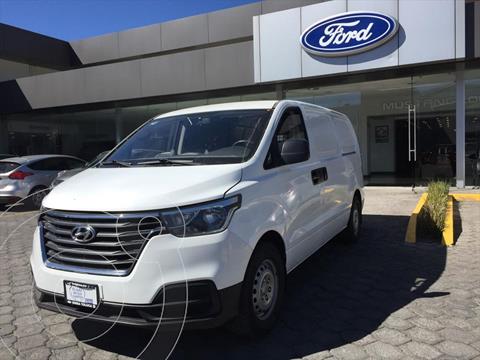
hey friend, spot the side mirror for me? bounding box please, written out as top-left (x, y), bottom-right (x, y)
top-left (280, 139), bottom-right (309, 165)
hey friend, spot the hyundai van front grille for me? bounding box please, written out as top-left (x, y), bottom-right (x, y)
top-left (39, 210), bottom-right (164, 276)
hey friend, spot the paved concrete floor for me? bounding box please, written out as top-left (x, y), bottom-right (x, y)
top-left (0, 188), bottom-right (479, 359)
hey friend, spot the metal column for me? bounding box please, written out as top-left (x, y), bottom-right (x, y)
top-left (115, 108), bottom-right (123, 144)
top-left (275, 84), bottom-right (285, 100)
top-left (456, 71), bottom-right (466, 189)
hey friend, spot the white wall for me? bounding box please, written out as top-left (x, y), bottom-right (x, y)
top-left (254, 0), bottom-right (465, 83)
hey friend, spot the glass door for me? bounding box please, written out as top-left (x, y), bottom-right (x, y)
top-left (366, 73), bottom-right (456, 186)
top-left (411, 74), bottom-right (456, 186)
top-left (407, 102), bottom-right (417, 188)
top-left (466, 70), bottom-right (480, 187)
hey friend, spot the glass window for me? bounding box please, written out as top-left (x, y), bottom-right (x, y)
top-left (64, 158), bottom-right (86, 170)
top-left (276, 111), bottom-right (307, 147)
top-left (0, 162), bottom-right (19, 173)
top-left (104, 110), bottom-right (272, 166)
top-left (285, 73), bottom-right (457, 185)
top-left (58, 110), bottom-right (117, 161)
top-left (240, 92), bottom-right (277, 102)
top-left (28, 157), bottom-right (77, 171)
top-left (5, 109), bottom-right (117, 160)
top-left (119, 102), bottom-right (178, 139)
top-left (44, 158), bottom-right (64, 171)
top-left (264, 107), bottom-right (308, 169)
top-left (28, 159), bottom-right (50, 171)
top-left (3, 91), bottom-right (279, 160)
top-left (466, 69), bottom-right (480, 187)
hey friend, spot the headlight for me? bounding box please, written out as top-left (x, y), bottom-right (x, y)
top-left (161, 195), bottom-right (241, 237)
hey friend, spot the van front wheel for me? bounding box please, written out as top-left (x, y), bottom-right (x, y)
top-left (228, 242), bottom-right (285, 337)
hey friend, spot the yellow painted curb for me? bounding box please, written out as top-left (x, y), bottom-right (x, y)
top-left (451, 193), bottom-right (480, 202)
top-left (405, 193), bottom-right (427, 244)
top-left (405, 192), bottom-right (478, 246)
top-left (442, 195), bottom-right (454, 247)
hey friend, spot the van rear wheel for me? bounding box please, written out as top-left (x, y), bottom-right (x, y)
top-left (344, 195), bottom-right (362, 242)
top-left (228, 242), bottom-right (285, 337)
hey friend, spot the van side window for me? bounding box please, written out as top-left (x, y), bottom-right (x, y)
top-left (264, 107), bottom-right (309, 169)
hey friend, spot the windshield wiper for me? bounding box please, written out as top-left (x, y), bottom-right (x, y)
top-left (99, 160), bottom-right (132, 167)
top-left (136, 158), bottom-right (195, 166)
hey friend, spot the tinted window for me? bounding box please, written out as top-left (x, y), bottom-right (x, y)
top-left (29, 158), bottom-right (67, 171)
top-left (45, 158), bottom-right (72, 171)
top-left (265, 107), bottom-right (309, 169)
top-left (0, 162), bottom-right (19, 173)
top-left (28, 159), bottom-right (49, 171)
top-left (64, 158), bottom-right (86, 170)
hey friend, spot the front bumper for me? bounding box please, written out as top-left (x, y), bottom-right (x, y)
top-left (34, 280), bottom-right (242, 329)
top-left (31, 224), bottom-right (251, 304)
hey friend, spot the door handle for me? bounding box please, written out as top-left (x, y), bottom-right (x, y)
top-left (311, 167), bottom-right (328, 185)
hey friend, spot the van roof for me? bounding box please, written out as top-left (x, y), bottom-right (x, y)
top-left (156, 100), bottom-right (278, 118)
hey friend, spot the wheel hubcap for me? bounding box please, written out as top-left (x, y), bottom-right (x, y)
top-left (252, 259), bottom-right (278, 320)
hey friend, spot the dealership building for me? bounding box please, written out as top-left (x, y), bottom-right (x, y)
top-left (0, 0), bottom-right (479, 187)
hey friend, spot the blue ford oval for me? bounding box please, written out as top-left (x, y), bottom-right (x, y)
top-left (300, 11), bottom-right (398, 57)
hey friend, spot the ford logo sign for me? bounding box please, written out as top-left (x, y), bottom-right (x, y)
top-left (300, 11), bottom-right (399, 57)
top-left (71, 225), bottom-right (96, 243)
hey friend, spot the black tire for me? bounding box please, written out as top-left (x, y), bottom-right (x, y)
top-left (28, 186), bottom-right (48, 209)
top-left (228, 241), bottom-right (286, 337)
top-left (344, 195), bottom-right (362, 242)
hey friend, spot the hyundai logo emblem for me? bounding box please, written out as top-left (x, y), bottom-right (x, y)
top-left (71, 225), bottom-right (96, 243)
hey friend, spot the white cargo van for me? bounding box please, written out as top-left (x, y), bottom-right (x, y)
top-left (31, 100), bottom-right (364, 335)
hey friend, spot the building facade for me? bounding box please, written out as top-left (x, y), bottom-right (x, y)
top-left (0, 0), bottom-right (479, 187)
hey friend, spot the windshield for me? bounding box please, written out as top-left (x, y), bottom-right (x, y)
top-left (102, 109), bottom-right (272, 166)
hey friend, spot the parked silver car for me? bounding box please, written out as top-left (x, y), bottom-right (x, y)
top-left (52, 151), bottom-right (109, 187)
top-left (0, 155), bottom-right (86, 208)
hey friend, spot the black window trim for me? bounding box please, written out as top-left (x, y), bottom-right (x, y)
top-left (263, 106), bottom-right (310, 170)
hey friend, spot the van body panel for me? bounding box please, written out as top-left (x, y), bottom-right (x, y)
top-left (227, 102), bottom-right (362, 273)
top-left (42, 164), bottom-right (243, 211)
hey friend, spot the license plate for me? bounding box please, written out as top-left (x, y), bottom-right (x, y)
top-left (64, 281), bottom-right (99, 308)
